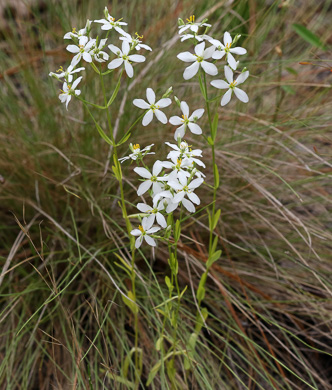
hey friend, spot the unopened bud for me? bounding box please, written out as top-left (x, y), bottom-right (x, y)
top-left (174, 96), bottom-right (181, 107)
top-left (178, 18), bottom-right (184, 26)
top-left (49, 72), bottom-right (60, 81)
top-left (162, 86), bottom-right (173, 98)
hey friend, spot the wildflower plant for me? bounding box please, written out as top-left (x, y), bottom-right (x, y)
top-left (49, 8), bottom-right (250, 388)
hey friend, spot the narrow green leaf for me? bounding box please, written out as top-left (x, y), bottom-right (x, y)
top-left (206, 249), bottom-right (222, 269)
top-left (212, 209), bottom-right (221, 230)
top-left (213, 164), bottom-right (219, 189)
top-left (292, 24), bottom-right (327, 50)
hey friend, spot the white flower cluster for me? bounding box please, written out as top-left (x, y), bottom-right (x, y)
top-left (49, 8), bottom-right (152, 109)
top-left (177, 16), bottom-right (249, 106)
top-left (125, 89), bottom-right (205, 249)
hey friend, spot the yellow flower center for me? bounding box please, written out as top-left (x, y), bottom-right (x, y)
top-left (138, 225), bottom-right (144, 233)
top-left (186, 15), bottom-right (195, 23)
top-left (135, 32), bottom-right (143, 39)
top-left (72, 27), bottom-right (77, 33)
top-left (56, 66), bottom-right (64, 73)
top-left (230, 81), bottom-right (237, 89)
top-left (133, 144), bottom-right (140, 150)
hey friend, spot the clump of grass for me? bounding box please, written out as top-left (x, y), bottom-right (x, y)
top-left (1, 0), bottom-right (332, 389)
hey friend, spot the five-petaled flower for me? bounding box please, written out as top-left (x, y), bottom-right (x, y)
top-left (178, 15), bottom-right (211, 35)
top-left (108, 41), bottom-right (145, 78)
top-left (118, 143), bottom-right (154, 163)
top-left (49, 64), bottom-right (85, 83)
top-left (66, 36), bottom-right (95, 67)
top-left (131, 217), bottom-right (160, 248)
top-left (177, 41), bottom-right (217, 80)
top-left (134, 160), bottom-right (165, 196)
top-left (168, 176), bottom-right (204, 213)
top-left (59, 76), bottom-right (82, 109)
top-left (211, 65), bottom-right (249, 106)
top-left (133, 88), bottom-right (172, 126)
top-left (169, 101), bottom-right (204, 140)
top-left (209, 32), bottom-right (247, 70)
top-left (120, 32), bottom-right (152, 51)
top-left (94, 8), bottom-right (127, 36)
top-left (136, 202), bottom-right (167, 228)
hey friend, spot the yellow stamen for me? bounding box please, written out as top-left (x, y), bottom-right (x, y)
top-left (186, 15), bottom-right (195, 23)
top-left (133, 144), bottom-right (140, 150)
top-left (72, 27), bottom-right (77, 33)
top-left (230, 81), bottom-right (237, 88)
top-left (135, 32), bottom-right (143, 39)
top-left (56, 66), bottom-right (64, 73)
top-left (177, 158), bottom-right (182, 165)
top-left (181, 114), bottom-right (188, 122)
top-left (138, 225), bottom-right (144, 233)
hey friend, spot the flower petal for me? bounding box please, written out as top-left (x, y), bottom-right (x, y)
top-left (169, 116), bottom-right (183, 126)
top-left (143, 216), bottom-right (154, 231)
top-left (129, 54), bottom-right (146, 63)
top-left (212, 50), bottom-right (226, 60)
top-left (227, 52), bottom-right (237, 70)
top-left (194, 41), bottom-right (205, 56)
top-left (144, 235), bottom-right (156, 246)
top-left (67, 45), bottom-right (79, 53)
top-left (83, 52), bottom-right (92, 63)
top-left (188, 191), bottom-right (200, 205)
top-left (189, 108), bottom-right (204, 120)
top-left (108, 58), bottom-right (123, 70)
top-left (131, 229), bottom-right (142, 236)
top-left (137, 180), bottom-right (152, 196)
top-left (135, 236), bottom-right (143, 248)
top-left (180, 101), bottom-right (189, 117)
top-left (188, 122), bottom-right (202, 135)
top-left (173, 191), bottom-right (185, 203)
top-left (134, 167), bottom-right (152, 179)
top-left (156, 213), bottom-right (167, 228)
top-left (154, 109), bottom-right (167, 124)
top-left (156, 98), bottom-right (172, 108)
top-left (174, 125), bottom-right (185, 140)
top-left (146, 226), bottom-right (160, 234)
top-left (137, 203), bottom-right (151, 212)
top-left (177, 51), bottom-right (196, 62)
top-left (230, 47), bottom-right (247, 55)
top-left (146, 88), bottom-right (155, 104)
top-left (133, 99), bottom-right (150, 109)
top-left (211, 80), bottom-right (229, 89)
top-left (234, 87), bottom-right (249, 103)
top-left (183, 62), bottom-right (199, 80)
top-left (201, 61), bottom-right (218, 76)
top-left (223, 31), bottom-right (232, 46)
top-left (124, 61), bottom-right (134, 78)
top-left (224, 65), bottom-right (233, 84)
top-left (182, 198), bottom-right (195, 213)
top-left (235, 71), bottom-right (249, 85)
top-left (142, 110), bottom-right (154, 126)
top-left (220, 89), bottom-right (232, 106)
top-left (153, 160), bottom-right (163, 176)
top-left (188, 177), bottom-right (204, 189)
top-left (108, 44), bottom-right (121, 55)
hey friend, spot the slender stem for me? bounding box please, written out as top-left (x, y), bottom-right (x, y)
top-left (99, 71), bottom-right (139, 387)
top-left (202, 71), bottom-right (217, 255)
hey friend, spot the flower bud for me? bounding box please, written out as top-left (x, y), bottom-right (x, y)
top-left (178, 18), bottom-right (185, 26)
top-left (162, 86), bottom-right (173, 98)
top-left (49, 72), bottom-right (60, 81)
top-left (174, 96), bottom-right (181, 107)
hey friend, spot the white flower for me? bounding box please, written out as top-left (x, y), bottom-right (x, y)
top-left (211, 65), bottom-right (249, 106)
top-left (131, 217), bottom-right (160, 248)
top-left (161, 155), bottom-right (191, 183)
top-left (94, 8), bottom-right (127, 36)
top-left (168, 176), bottom-right (204, 213)
top-left (210, 32), bottom-right (247, 70)
top-left (169, 101), bottom-right (204, 140)
top-left (49, 64), bottom-right (85, 83)
top-left (179, 33), bottom-right (212, 42)
top-left (120, 32), bottom-right (152, 51)
top-left (67, 36), bottom-right (95, 67)
top-left (64, 20), bottom-right (92, 40)
top-left (178, 16), bottom-right (211, 35)
top-left (134, 160), bottom-right (165, 196)
top-left (59, 76), bottom-right (82, 110)
top-left (177, 41), bottom-right (217, 80)
top-left (91, 38), bottom-right (109, 63)
top-left (133, 88), bottom-right (172, 126)
top-left (137, 202), bottom-right (167, 228)
top-left (118, 143), bottom-right (154, 163)
top-left (108, 41), bottom-right (145, 78)
top-left (165, 142), bottom-right (205, 167)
